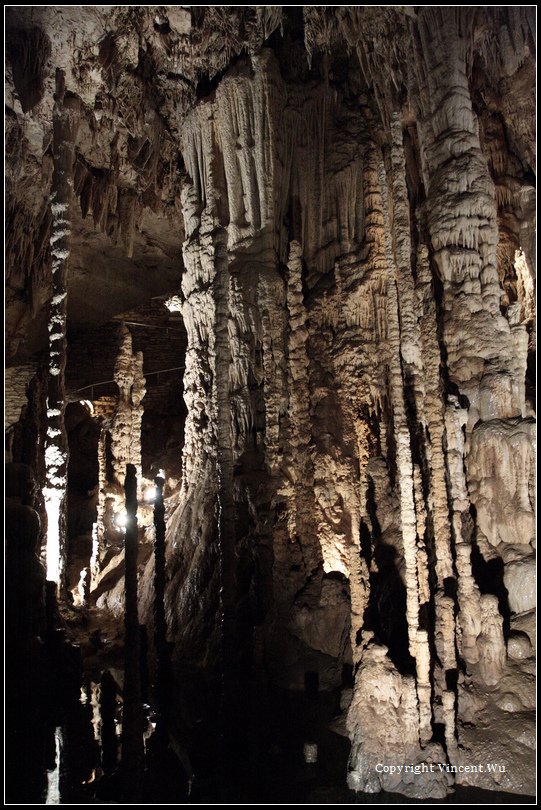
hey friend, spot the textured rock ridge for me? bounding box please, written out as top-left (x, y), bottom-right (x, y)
top-left (5, 5), bottom-right (536, 801)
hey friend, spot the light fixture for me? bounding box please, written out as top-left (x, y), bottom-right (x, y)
top-left (114, 510), bottom-right (128, 529)
top-left (143, 485), bottom-right (157, 503)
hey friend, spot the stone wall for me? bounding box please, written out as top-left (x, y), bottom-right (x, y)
top-left (5, 364), bottom-right (36, 429)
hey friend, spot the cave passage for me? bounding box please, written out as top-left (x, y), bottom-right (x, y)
top-left (4, 5), bottom-right (536, 805)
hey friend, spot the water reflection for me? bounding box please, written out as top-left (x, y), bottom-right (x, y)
top-left (99, 671), bottom-right (119, 774)
top-left (28, 672), bottom-right (123, 805)
top-left (7, 672), bottom-right (536, 805)
top-left (45, 728), bottom-right (62, 805)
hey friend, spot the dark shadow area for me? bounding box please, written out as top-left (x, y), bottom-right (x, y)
top-left (525, 343), bottom-right (535, 411)
top-left (362, 478), bottom-right (416, 676)
top-left (469, 506), bottom-right (511, 637)
top-left (65, 401), bottom-right (100, 603)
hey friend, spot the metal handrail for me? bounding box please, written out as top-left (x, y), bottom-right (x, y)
top-left (111, 320), bottom-right (185, 332)
top-left (72, 365), bottom-right (185, 394)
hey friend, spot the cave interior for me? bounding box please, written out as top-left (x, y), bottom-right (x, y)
top-left (4, 5), bottom-right (536, 805)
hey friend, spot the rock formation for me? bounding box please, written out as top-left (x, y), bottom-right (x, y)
top-left (5, 5), bottom-right (536, 802)
top-left (110, 325), bottom-right (146, 492)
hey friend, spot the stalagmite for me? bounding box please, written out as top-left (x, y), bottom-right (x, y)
top-left (120, 464), bottom-right (144, 800)
top-left (90, 429), bottom-right (107, 591)
top-left (445, 398), bottom-right (483, 667)
top-left (477, 595), bottom-right (507, 687)
top-left (379, 153), bottom-right (422, 662)
top-left (285, 240), bottom-right (320, 577)
top-left (43, 69), bottom-right (79, 585)
top-left (415, 246), bottom-right (459, 587)
top-left (5, 6), bottom-right (536, 803)
top-left (111, 325), bottom-right (146, 491)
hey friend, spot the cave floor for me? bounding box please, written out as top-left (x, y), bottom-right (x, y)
top-left (5, 602), bottom-right (535, 805)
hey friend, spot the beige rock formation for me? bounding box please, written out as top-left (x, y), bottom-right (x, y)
top-left (110, 325), bottom-right (146, 490)
top-left (5, 5), bottom-right (536, 801)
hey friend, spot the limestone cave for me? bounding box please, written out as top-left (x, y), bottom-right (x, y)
top-left (5, 5), bottom-right (536, 804)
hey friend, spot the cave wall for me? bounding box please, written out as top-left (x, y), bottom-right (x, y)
top-left (5, 364), bottom-right (37, 430)
top-left (153, 10), bottom-right (535, 795)
top-left (5, 5), bottom-right (535, 800)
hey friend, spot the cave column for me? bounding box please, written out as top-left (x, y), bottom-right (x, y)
top-left (43, 69), bottom-right (79, 585)
top-left (90, 429), bottom-right (107, 590)
top-left (379, 153), bottom-right (430, 696)
top-left (444, 397), bottom-right (483, 666)
top-left (414, 7), bottom-right (517, 703)
top-left (349, 416), bottom-right (371, 667)
top-left (110, 324), bottom-right (146, 493)
top-left (345, 153), bottom-right (388, 668)
top-left (179, 123), bottom-right (240, 761)
top-left (415, 7), bottom-right (523, 422)
top-left (285, 240), bottom-right (321, 578)
top-left (212, 230), bottom-right (239, 683)
top-left (383, 269), bottom-right (422, 658)
top-left (390, 117), bottom-right (455, 572)
top-left (388, 118), bottom-right (458, 741)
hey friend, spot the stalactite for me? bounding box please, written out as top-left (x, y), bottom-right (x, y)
top-left (378, 154), bottom-right (423, 665)
top-left (444, 398), bottom-right (483, 667)
top-left (121, 463), bottom-right (144, 800)
top-left (285, 240), bottom-right (321, 577)
top-left (346, 144), bottom-right (450, 798)
top-left (388, 117), bottom-right (462, 744)
top-left (6, 7), bottom-right (534, 802)
top-left (348, 421), bottom-right (371, 668)
top-left (414, 7), bottom-right (521, 423)
top-left (43, 69), bottom-right (79, 585)
top-left (258, 270), bottom-right (287, 474)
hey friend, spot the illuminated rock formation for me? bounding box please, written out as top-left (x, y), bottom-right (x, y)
top-left (5, 5), bottom-right (535, 802)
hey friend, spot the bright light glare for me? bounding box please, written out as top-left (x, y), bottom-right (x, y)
top-left (144, 485), bottom-right (157, 502)
top-left (44, 489), bottom-right (62, 583)
top-left (114, 510), bottom-right (128, 529)
top-left (80, 399), bottom-right (94, 414)
top-left (45, 726), bottom-right (62, 804)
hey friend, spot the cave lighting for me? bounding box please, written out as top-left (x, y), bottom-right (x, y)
top-left (45, 726), bottom-right (63, 805)
top-left (143, 485), bottom-right (157, 503)
top-left (114, 510), bottom-right (128, 529)
top-left (144, 471), bottom-right (165, 502)
top-left (44, 488), bottom-right (62, 583)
